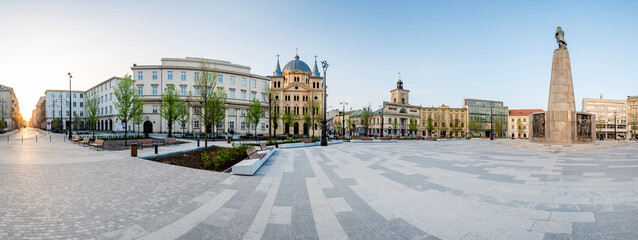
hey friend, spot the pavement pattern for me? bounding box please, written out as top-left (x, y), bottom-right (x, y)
top-left (1, 128), bottom-right (638, 239)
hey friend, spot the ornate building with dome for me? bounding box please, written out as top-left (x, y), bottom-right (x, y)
top-left (269, 53), bottom-right (324, 136)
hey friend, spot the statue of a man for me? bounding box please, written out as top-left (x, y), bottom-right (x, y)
top-left (556, 26), bottom-right (567, 49)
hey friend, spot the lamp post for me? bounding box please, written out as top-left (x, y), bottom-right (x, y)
top-left (379, 104), bottom-right (384, 137)
top-left (68, 73), bottom-right (73, 140)
top-left (490, 103), bottom-right (494, 140)
top-left (320, 60), bottom-right (328, 146)
top-left (614, 112), bottom-right (617, 140)
top-left (340, 102), bottom-right (348, 137)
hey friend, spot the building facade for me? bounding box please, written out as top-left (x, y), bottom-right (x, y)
top-left (463, 98), bottom-right (508, 137)
top-left (420, 104), bottom-right (468, 138)
top-left (0, 84), bottom-right (20, 131)
top-left (507, 109), bottom-right (543, 138)
top-left (42, 90), bottom-right (86, 131)
top-left (628, 96), bottom-right (638, 139)
top-left (85, 77), bottom-right (124, 132)
top-left (269, 54), bottom-right (324, 136)
top-left (132, 57), bottom-right (271, 136)
top-left (582, 98), bottom-right (630, 140)
top-left (35, 96), bottom-right (46, 129)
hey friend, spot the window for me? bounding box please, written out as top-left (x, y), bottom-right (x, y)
top-left (194, 72), bottom-right (200, 80)
top-left (251, 79), bottom-right (256, 88)
top-left (152, 71), bottom-right (158, 80)
top-left (218, 74), bottom-right (223, 83)
top-left (262, 81), bottom-right (266, 89)
top-left (230, 90), bottom-right (235, 99)
top-left (230, 76), bottom-right (235, 85)
top-left (152, 86), bottom-right (158, 95)
top-left (167, 71), bottom-right (173, 80)
top-left (72, 102), bottom-right (76, 107)
top-left (80, 111), bottom-right (83, 117)
top-left (261, 122), bottom-right (265, 129)
top-left (80, 102), bottom-right (83, 107)
top-left (110, 93), bottom-right (112, 101)
top-left (241, 91), bottom-right (246, 100)
top-left (181, 87), bottom-right (186, 96)
top-left (241, 109), bottom-right (246, 116)
top-left (194, 87), bottom-right (200, 96)
top-left (229, 121), bottom-right (234, 130)
top-left (138, 87), bottom-right (143, 95)
top-left (152, 105), bottom-right (158, 113)
top-left (262, 94), bottom-right (266, 102)
top-left (242, 77), bottom-right (246, 86)
top-left (229, 108), bottom-right (235, 115)
top-left (73, 111), bottom-right (76, 116)
top-left (138, 71), bottom-right (143, 80)
top-left (251, 92), bottom-right (256, 100)
top-left (110, 106), bottom-right (113, 114)
top-left (241, 122), bottom-right (246, 130)
top-left (193, 121), bottom-right (200, 129)
top-left (73, 93), bottom-right (77, 98)
top-left (80, 93), bottom-right (83, 98)
top-left (2, 92), bottom-right (5, 98)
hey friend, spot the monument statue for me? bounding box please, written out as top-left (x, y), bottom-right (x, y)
top-left (533, 113), bottom-right (545, 138)
top-left (556, 26), bottom-right (567, 49)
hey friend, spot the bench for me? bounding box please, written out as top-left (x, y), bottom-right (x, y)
top-left (89, 139), bottom-right (105, 151)
top-left (300, 138), bottom-right (313, 143)
top-left (260, 143), bottom-right (274, 151)
top-left (71, 136), bottom-right (80, 143)
top-left (399, 137), bottom-right (405, 140)
top-left (79, 137), bottom-right (90, 146)
top-left (380, 137), bottom-right (391, 141)
top-left (293, 135), bottom-right (302, 139)
top-left (138, 139), bottom-right (154, 149)
top-left (259, 136), bottom-right (270, 140)
top-left (336, 136), bottom-right (344, 139)
top-left (277, 136), bottom-right (287, 140)
top-left (163, 137), bottom-right (178, 146)
top-left (361, 137), bottom-right (372, 141)
top-left (246, 147), bottom-right (266, 160)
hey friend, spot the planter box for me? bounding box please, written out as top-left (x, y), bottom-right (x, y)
top-left (278, 140), bottom-right (343, 149)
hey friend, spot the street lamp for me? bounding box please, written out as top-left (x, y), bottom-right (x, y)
top-left (614, 112), bottom-right (618, 140)
top-left (340, 102), bottom-right (348, 137)
top-left (483, 103), bottom-right (494, 140)
top-left (379, 105), bottom-right (385, 137)
top-left (68, 72), bottom-right (73, 140)
top-left (320, 60), bottom-right (328, 146)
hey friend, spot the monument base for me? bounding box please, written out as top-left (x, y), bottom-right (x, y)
top-left (530, 111), bottom-right (595, 144)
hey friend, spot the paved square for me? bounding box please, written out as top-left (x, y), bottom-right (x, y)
top-left (1, 129), bottom-right (638, 239)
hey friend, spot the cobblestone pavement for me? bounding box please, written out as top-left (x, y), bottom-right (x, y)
top-left (1, 129), bottom-right (638, 239)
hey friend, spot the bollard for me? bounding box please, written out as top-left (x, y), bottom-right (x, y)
top-left (50, 135), bottom-right (52, 142)
top-left (22, 135), bottom-right (23, 142)
top-left (36, 135), bottom-right (37, 142)
top-left (197, 139), bottom-right (200, 147)
top-left (130, 143), bottom-right (138, 157)
top-left (154, 144), bottom-right (158, 154)
top-left (7, 136), bottom-right (8, 142)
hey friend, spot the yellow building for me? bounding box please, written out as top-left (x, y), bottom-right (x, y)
top-left (420, 104), bottom-right (467, 138)
top-left (269, 54), bottom-right (324, 136)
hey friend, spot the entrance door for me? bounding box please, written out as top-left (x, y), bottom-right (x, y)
top-left (143, 121), bottom-right (153, 137)
top-left (303, 123), bottom-right (309, 136)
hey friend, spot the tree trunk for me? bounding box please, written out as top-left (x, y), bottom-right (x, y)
top-left (168, 120), bottom-right (172, 137)
top-left (124, 122), bottom-right (128, 146)
top-left (204, 124), bottom-right (208, 148)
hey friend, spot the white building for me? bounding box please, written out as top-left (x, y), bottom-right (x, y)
top-left (507, 109), bottom-right (543, 138)
top-left (85, 77), bottom-right (124, 132)
top-left (582, 98), bottom-right (630, 140)
top-left (131, 57), bottom-right (271, 136)
top-left (42, 90), bottom-right (86, 131)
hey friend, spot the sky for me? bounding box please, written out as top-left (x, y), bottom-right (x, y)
top-left (1, 0), bottom-right (637, 121)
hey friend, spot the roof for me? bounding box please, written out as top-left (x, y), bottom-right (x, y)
top-left (282, 55), bottom-right (312, 74)
top-left (509, 109), bottom-right (544, 116)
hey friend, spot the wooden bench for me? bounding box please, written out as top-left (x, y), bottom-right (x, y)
top-left (277, 135), bottom-right (287, 140)
top-left (163, 137), bottom-right (178, 146)
top-left (300, 138), bottom-right (313, 143)
top-left (138, 139), bottom-right (154, 149)
top-left (399, 137), bottom-right (405, 140)
top-left (361, 137), bottom-right (372, 141)
top-left (79, 137), bottom-right (90, 146)
top-left (336, 136), bottom-right (344, 140)
top-left (380, 137), bottom-right (391, 141)
top-left (71, 136), bottom-right (80, 143)
top-left (260, 143), bottom-right (274, 151)
top-left (293, 135), bottom-right (302, 139)
top-left (89, 139), bottom-right (105, 151)
top-left (259, 136), bottom-right (270, 140)
top-left (246, 147), bottom-right (266, 159)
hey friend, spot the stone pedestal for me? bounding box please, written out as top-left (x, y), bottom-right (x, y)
top-left (530, 48), bottom-right (595, 143)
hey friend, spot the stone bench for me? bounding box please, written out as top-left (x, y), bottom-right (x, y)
top-left (232, 147), bottom-right (276, 176)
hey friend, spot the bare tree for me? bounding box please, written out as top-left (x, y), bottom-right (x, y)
top-left (193, 59), bottom-right (227, 148)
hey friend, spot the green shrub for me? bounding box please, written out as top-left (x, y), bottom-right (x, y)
top-left (201, 151), bottom-right (213, 168)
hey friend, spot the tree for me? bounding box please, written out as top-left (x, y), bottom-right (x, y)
top-left (345, 114), bottom-right (353, 137)
top-left (468, 119), bottom-right (481, 137)
top-left (517, 119), bottom-right (523, 138)
top-left (335, 118), bottom-right (342, 135)
top-left (160, 85), bottom-right (185, 137)
top-left (0, 119), bottom-right (6, 132)
top-left (391, 118), bottom-right (398, 136)
top-left (426, 116), bottom-right (434, 137)
top-left (408, 116), bottom-right (418, 136)
top-left (131, 102), bottom-right (144, 134)
top-left (85, 89), bottom-right (100, 139)
top-left (114, 74), bottom-right (143, 145)
top-left (73, 114), bottom-right (82, 130)
top-left (493, 117), bottom-right (503, 138)
top-left (51, 118), bottom-right (62, 133)
top-left (302, 112), bottom-right (311, 136)
top-left (630, 120), bottom-right (638, 140)
top-left (282, 110), bottom-right (298, 136)
top-left (246, 98), bottom-right (264, 140)
top-left (264, 86), bottom-right (278, 137)
top-left (360, 107), bottom-right (372, 136)
top-left (306, 99), bottom-right (321, 137)
top-left (193, 59), bottom-right (227, 148)
top-left (177, 105), bottom-right (189, 135)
